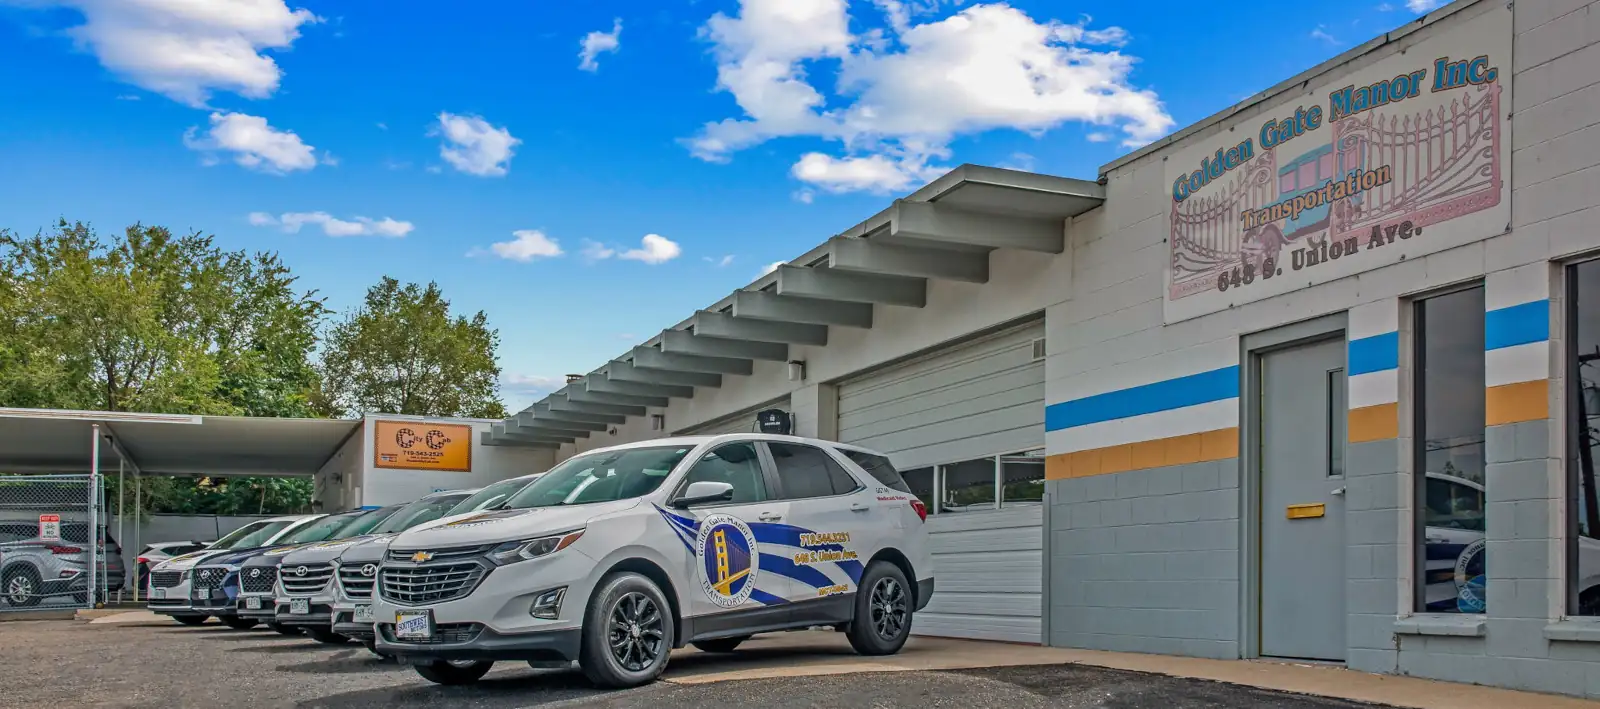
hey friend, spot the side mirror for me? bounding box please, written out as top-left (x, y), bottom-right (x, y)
top-left (672, 481), bottom-right (734, 509)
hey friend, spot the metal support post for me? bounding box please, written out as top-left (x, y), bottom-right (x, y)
top-left (88, 424), bottom-right (100, 609)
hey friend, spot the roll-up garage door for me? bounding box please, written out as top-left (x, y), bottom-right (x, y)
top-left (836, 320), bottom-right (1046, 644)
top-left (675, 397), bottom-right (789, 436)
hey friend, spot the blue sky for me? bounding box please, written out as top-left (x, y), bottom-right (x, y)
top-left (0, 0), bottom-right (1445, 411)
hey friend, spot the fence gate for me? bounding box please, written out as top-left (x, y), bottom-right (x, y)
top-left (0, 474), bottom-right (107, 613)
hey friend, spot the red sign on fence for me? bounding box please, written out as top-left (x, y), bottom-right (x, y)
top-left (38, 513), bottom-right (61, 542)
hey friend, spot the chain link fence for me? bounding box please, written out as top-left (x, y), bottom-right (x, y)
top-left (0, 474), bottom-right (112, 613)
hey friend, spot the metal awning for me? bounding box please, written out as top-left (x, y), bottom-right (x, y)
top-left (0, 408), bottom-right (362, 477)
top-left (486, 163), bottom-right (1105, 447)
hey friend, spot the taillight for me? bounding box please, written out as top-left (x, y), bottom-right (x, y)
top-left (136, 557), bottom-right (148, 564)
top-left (48, 545), bottom-right (83, 555)
top-left (909, 499), bottom-right (928, 522)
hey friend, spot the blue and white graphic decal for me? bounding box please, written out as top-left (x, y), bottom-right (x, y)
top-left (655, 505), bottom-right (863, 604)
top-left (695, 514), bottom-right (759, 608)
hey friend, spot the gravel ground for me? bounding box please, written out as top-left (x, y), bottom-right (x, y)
top-left (2, 619), bottom-right (1396, 709)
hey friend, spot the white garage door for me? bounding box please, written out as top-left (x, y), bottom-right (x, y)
top-left (676, 397), bottom-right (788, 435)
top-left (837, 320), bottom-right (1046, 644)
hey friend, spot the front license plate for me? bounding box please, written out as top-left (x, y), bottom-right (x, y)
top-left (353, 605), bottom-right (373, 623)
top-left (290, 598), bottom-right (310, 615)
top-left (150, 588), bottom-right (165, 600)
top-left (244, 597), bottom-right (262, 610)
top-left (395, 611), bottom-right (433, 640)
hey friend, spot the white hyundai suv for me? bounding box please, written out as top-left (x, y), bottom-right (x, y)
top-left (371, 434), bottom-right (933, 688)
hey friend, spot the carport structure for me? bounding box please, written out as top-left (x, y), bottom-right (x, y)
top-left (0, 407), bottom-right (362, 600)
top-left (482, 165), bottom-right (1105, 448)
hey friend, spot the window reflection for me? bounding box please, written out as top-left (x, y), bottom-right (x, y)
top-left (940, 458), bottom-right (997, 512)
top-left (1002, 451), bottom-right (1046, 505)
top-left (1571, 261), bottom-right (1600, 614)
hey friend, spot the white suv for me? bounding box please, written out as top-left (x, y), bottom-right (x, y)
top-left (372, 434), bottom-right (933, 688)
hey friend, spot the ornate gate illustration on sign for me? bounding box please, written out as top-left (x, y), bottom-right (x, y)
top-left (1168, 83), bottom-right (1504, 301)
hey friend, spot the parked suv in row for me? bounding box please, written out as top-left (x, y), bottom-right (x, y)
top-left (147, 514), bottom-right (324, 625)
top-left (371, 435), bottom-right (933, 688)
top-left (0, 522), bottom-right (125, 607)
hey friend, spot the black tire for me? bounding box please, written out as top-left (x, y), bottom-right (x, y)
top-left (846, 561), bottom-right (913, 656)
top-left (267, 622), bottom-right (302, 636)
top-left (2, 566), bottom-right (43, 608)
top-left (415, 660), bottom-right (494, 685)
top-left (173, 614), bottom-right (210, 626)
top-left (307, 627), bottom-right (350, 644)
top-left (578, 572), bottom-right (675, 689)
top-left (221, 616), bottom-right (259, 630)
top-left (691, 636), bottom-right (749, 653)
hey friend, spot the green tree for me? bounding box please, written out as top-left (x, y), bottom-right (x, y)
top-left (316, 277), bottom-right (506, 419)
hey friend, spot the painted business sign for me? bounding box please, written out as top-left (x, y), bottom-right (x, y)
top-left (373, 420), bottom-right (473, 472)
top-left (1163, 5), bottom-right (1511, 323)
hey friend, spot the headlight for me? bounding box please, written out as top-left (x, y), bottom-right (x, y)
top-left (487, 529), bottom-right (585, 565)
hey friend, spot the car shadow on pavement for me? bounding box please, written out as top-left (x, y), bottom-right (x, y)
top-left (299, 667), bottom-right (645, 709)
top-left (228, 641), bottom-right (333, 654)
top-left (278, 649), bottom-right (414, 675)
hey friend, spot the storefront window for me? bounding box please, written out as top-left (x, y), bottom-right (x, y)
top-left (1569, 261), bottom-right (1600, 614)
top-left (940, 457), bottom-right (996, 512)
top-left (1001, 450), bottom-right (1046, 505)
top-left (1414, 286), bottom-right (1487, 614)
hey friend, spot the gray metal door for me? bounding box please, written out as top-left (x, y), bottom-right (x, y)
top-left (1259, 337), bottom-right (1347, 661)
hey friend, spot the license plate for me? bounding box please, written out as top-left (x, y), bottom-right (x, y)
top-left (290, 598), bottom-right (310, 615)
top-left (395, 611), bottom-right (433, 640)
top-left (354, 605), bottom-right (373, 623)
top-left (151, 588), bottom-right (165, 600)
top-left (244, 597), bottom-right (262, 610)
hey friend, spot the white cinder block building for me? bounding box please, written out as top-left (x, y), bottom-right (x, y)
top-left (483, 0), bottom-right (1600, 696)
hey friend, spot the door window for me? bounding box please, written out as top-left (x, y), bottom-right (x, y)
top-left (767, 442), bottom-right (860, 499)
top-left (679, 442), bottom-right (768, 504)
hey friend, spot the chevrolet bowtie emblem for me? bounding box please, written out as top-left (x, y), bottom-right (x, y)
top-left (411, 551), bottom-right (433, 563)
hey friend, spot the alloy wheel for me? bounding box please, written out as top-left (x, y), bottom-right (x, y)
top-left (7, 576), bottom-right (33, 604)
top-left (607, 591), bottom-right (664, 672)
top-left (870, 577), bottom-right (908, 641)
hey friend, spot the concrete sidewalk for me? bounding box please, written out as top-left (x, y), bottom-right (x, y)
top-left (658, 633), bottom-right (1600, 709)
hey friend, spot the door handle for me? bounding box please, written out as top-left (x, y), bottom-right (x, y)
top-left (850, 503), bottom-right (870, 512)
top-left (1330, 487), bottom-right (1346, 496)
top-left (758, 511), bottom-right (784, 522)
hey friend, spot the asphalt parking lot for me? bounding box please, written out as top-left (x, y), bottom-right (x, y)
top-left (5, 618), bottom-right (1399, 709)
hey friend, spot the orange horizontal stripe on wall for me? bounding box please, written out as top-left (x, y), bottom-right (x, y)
top-left (1045, 428), bottom-right (1239, 480)
top-left (1348, 403), bottom-right (1398, 443)
top-left (1486, 379), bottom-right (1549, 426)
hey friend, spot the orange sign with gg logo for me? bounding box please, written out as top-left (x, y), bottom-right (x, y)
top-left (373, 420), bottom-right (473, 472)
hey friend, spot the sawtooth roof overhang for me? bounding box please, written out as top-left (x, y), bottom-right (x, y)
top-left (485, 164), bottom-right (1105, 449)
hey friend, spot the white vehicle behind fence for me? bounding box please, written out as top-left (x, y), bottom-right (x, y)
top-left (370, 434), bottom-right (934, 688)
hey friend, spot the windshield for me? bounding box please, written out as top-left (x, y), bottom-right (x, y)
top-left (504, 446), bottom-right (691, 509)
top-left (332, 506), bottom-right (402, 537)
top-left (211, 521), bottom-right (275, 549)
top-left (372, 494), bottom-right (472, 534)
top-left (278, 512), bottom-right (363, 544)
top-left (446, 476), bottom-right (541, 515)
top-left (223, 520), bottom-right (298, 549)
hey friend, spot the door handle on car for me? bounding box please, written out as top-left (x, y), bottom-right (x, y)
top-left (850, 503), bottom-right (871, 512)
top-left (758, 511), bottom-right (784, 522)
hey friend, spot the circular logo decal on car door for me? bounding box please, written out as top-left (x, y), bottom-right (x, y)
top-left (695, 514), bottom-right (758, 608)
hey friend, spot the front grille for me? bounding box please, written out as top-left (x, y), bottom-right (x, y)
top-left (150, 571), bottom-right (182, 588)
top-left (279, 563), bottom-right (335, 595)
top-left (386, 545), bottom-right (490, 564)
top-left (240, 566), bottom-right (278, 594)
top-left (380, 622), bottom-right (483, 645)
top-left (191, 566), bottom-right (228, 590)
top-left (337, 563), bottom-right (379, 599)
top-left (378, 562), bottom-right (487, 606)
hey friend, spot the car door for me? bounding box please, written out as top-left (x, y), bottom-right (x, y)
top-left (760, 441), bottom-right (872, 619)
top-left (664, 440), bottom-right (794, 632)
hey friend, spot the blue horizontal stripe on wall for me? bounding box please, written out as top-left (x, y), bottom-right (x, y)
top-left (1044, 365), bottom-right (1239, 432)
top-left (1486, 299), bottom-right (1550, 351)
top-left (1348, 331), bottom-right (1399, 376)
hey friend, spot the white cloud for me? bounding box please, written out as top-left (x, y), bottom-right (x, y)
top-left (1406, 0), bottom-right (1445, 12)
top-left (1085, 131), bottom-right (1111, 143)
top-left (760, 261), bottom-right (785, 277)
top-left (477, 230), bottom-right (564, 262)
top-left (1001, 152), bottom-right (1037, 171)
top-left (791, 151), bottom-right (943, 193)
top-left (688, 2), bottom-right (1174, 190)
top-left (183, 112), bottom-right (317, 173)
top-left (1310, 25), bottom-right (1340, 45)
top-left (793, 189), bottom-right (816, 204)
top-left (27, 0), bottom-right (319, 107)
top-left (704, 255), bottom-right (737, 267)
top-left (502, 374), bottom-right (565, 407)
top-left (579, 18), bottom-right (622, 71)
top-left (620, 234), bottom-right (682, 264)
top-left (580, 234), bottom-right (683, 265)
top-left (249, 211), bottom-right (414, 237)
top-left (1378, 3), bottom-right (1396, 10)
top-left (433, 112), bottom-right (520, 177)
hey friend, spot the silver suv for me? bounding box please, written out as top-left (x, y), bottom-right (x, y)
top-left (1, 522), bottom-right (125, 607)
